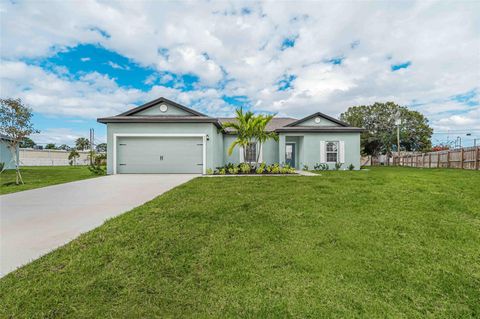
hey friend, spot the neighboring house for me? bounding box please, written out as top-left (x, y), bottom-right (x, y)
top-left (0, 135), bottom-right (19, 170)
top-left (97, 97), bottom-right (363, 174)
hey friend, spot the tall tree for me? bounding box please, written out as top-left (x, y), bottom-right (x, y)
top-left (75, 137), bottom-right (90, 151)
top-left (0, 98), bottom-right (39, 184)
top-left (45, 143), bottom-right (56, 150)
top-left (340, 102), bottom-right (432, 156)
top-left (20, 137), bottom-right (36, 148)
top-left (58, 144), bottom-right (71, 151)
top-left (96, 143), bottom-right (107, 153)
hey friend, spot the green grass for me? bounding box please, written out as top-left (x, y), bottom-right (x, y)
top-left (1, 167), bottom-right (479, 318)
top-left (0, 166), bottom-right (98, 195)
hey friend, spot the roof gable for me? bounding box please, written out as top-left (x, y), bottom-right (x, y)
top-left (285, 112), bottom-right (349, 127)
top-left (117, 97), bottom-right (208, 117)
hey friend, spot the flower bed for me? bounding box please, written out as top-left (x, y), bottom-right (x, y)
top-left (207, 163), bottom-right (296, 175)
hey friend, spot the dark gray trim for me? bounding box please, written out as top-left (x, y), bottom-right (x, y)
top-left (116, 97), bottom-right (209, 117)
top-left (97, 116), bottom-right (223, 128)
top-left (284, 112), bottom-right (350, 127)
top-left (275, 126), bottom-right (364, 133)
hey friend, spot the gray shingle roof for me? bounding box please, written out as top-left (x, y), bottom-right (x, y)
top-left (217, 117), bottom-right (297, 132)
top-left (275, 126), bottom-right (364, 133)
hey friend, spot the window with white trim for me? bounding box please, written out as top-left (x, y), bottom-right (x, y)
top-left (245, 142), bottom-right (257, 163)
top-left (326, 141), bottom-right (338, 162)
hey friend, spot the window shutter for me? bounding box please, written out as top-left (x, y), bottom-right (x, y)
top-left (339, 141), bottom-right (345, 163)
top-left (320, 141), bottom-right (326, 163)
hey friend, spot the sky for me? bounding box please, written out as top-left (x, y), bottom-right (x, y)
top-left (1, 0), bottom-right (479, 147)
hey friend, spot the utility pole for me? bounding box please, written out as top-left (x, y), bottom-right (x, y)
top-left (89, 128), bottom-right (94, 165)
top-left (394, 111), bottom-right (401, 163)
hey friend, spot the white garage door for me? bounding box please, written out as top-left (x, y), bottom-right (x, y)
top-left (117, 136), bottom-right (203, 173)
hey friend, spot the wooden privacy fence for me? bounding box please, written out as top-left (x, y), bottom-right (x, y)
top-left (393, 146), bottom-right (480, 170)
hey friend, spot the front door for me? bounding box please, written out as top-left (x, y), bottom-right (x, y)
top-left (285, 143), bottom-right (296, 168)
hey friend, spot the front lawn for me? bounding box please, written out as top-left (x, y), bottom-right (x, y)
top-left (0, 166), bottom-right (97, 195)
top-left (1, 167), bottom-right (479, 317)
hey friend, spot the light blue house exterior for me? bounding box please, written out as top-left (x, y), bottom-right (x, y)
top-left (98, 97), bottom-right (363, 174)
top-left (0, 135), bottom-right (18, 170)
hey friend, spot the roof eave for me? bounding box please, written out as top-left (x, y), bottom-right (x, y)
top-left (275, 128), bottom-right (365, 133)
top-left (97, 117), bottom-right (222, 128)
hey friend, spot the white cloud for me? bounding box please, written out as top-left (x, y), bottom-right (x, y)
top-left (31, 128), bottom-right (100, 146)
top-left (0, 60), bottom-right (234, 119)
top-left (80, 57), bottom-right (91, 62)
top-left (106, 61), bottom-right (129, 70)
top-left (0, 0), bottom-right (479, 132)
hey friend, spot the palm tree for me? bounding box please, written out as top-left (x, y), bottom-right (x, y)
top-left (75, 137), bottom-right (90, 151)
top-left (68, 149), bottom-right (80, 166)
top-left (222, 109), bottom-right (278, 167)
top-left (222, 108), bottom-right (256, 161)
top-left (253, 114), bottom-right (278, 164)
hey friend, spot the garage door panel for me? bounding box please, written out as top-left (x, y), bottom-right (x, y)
top-left (117, 136), bottom-right (203, 173)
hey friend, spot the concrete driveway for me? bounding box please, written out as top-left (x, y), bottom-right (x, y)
top-left (0, 174), bottom-right (197, 276)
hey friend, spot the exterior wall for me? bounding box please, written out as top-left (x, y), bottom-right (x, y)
top-left (297, 117), bottom-right (340, 127)
top-left (106, 122), bottom-right (219, 174)
top-left (279, 132), bottom-right (361, 170)
top-left (222, 135), bottom-right (278, 165)
top-left (0, 140), bottom-right (18, 169)
top-left (135, 102), bottom-right (192, 116)
top-left (261, 138), bottom-right (279, 164)
top-left (212, 127), bottom-right (224, 169)
top-left (105, 124), bottom-right (361, 173)
top-left (223, 134), bottom-right (240, 165)
top-left (20, 149), bottom-right (91, 166)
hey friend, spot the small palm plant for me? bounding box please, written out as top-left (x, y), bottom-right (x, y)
top-left (222, 108), bottom-right (278, 167)
top-left (68, 149), bottom-right (80, 166)
top-left (253, 114), bottom-right (278, 164)
top-left (222, 108), bottom-right (256, 162)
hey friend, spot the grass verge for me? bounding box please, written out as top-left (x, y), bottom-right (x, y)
top-left (0, 166), bottom-right (97, 195)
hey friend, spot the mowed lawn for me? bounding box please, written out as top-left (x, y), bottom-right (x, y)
top-left (1, 168), bottom-right (479, 318)
top-left (0, 166), bottom-right (97, 195)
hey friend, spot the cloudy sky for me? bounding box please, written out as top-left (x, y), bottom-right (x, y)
top-left (1, 0), bottom-right (479, 146)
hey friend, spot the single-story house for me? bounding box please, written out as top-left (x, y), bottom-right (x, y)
top-left (0, 134), bottom-right (19, 170)
top-left (97, 97), bottom-right (363, 174)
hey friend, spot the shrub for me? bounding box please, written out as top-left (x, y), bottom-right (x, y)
top-left (270, 163), bottom-right (280, 174)
top-left (280, 166), bottom-right (290, 174)
top-left (88, 153), bottom-right (107, 175)
top-left (228, 167), bottom-right (239, 174)
top-left (348, 164), bottom-right (355, 171)
top-left (302, 164), bottom-right (309, 171)
top-left (334, 162), bottom-right (343, 171)
top-left (206, 168), bottom-right (213, 175)
top-left (256, 163), bottom-right (266, 174)
top-left (314, 163), bottom-right (329, 171)
top-left (213, 162), bottom-right (295, 175)
top-left (239, 162), bottom-right (251, 174)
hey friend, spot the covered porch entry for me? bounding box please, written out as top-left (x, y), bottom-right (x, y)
top-left (279, 135), bottom-right (304, 169)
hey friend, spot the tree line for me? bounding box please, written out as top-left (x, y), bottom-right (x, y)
top-left (20, 136), bottom-right (107, 153)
